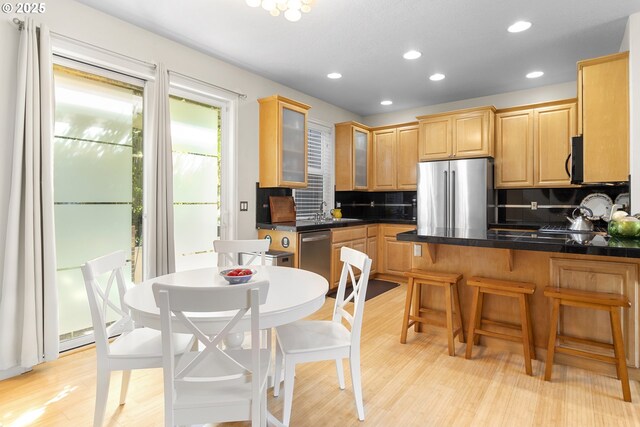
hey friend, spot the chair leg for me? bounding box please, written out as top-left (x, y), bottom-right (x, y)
top-left (350, 353), bottom-right (365, 421)
top-left (94, 368), bottom-right (110, 427)
top-left (282, 358), bottom-right (296, 427)
top-left (518, 295), bottom-right (533, 376)
top-left (473, 292), bottom-right (484, 345)
top-left (119, 370), bottom-right (131, 405)
top-left (452, 281), bottom-right (465, 343)
top-left (414, 283), bottom-right (423, 333)
top-left (444, 284), bottom-right (456, 357)
top-left (465, 287), bottom-right (481, 360)
top-left (610, 307), bottom-right (632, 402)
top-left (400, 278), bottom-right (414, 343)
top-left (273, 341), bottom-right (283, 397)
top-left (544, 298), bottom-right (560, 381)
top-left (336, 359), bottom-right (345, 389)
top-left (525, 296), bottom-right (536, 360)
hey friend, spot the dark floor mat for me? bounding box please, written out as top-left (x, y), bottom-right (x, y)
top-left (326, 279), bottom-right (399, 301)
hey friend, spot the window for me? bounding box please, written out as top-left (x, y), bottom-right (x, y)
top-left (53, 63), bottom-right (144, 349)
top-left (294, 121), bottom-right (334, 219)
top-left (170, 94), bottom-right (222, 271)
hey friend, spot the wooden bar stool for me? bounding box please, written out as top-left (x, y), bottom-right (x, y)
top-left (465, 276), bottom-right (536, 375)
top-left (543, 286), bottom-right (632, 402)
top-left (400, 269), bottom-right (464, 356)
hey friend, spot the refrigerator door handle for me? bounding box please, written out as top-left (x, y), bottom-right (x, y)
top-left (444, 170), bottom-right (448, 229)
top-left (451, 170), bottom-right (456, 230)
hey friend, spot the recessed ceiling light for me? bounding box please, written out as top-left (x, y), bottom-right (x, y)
top-left (403, 50), bottom-right (422, 60)
top-left (327, 72), bottom-right (342, 79)
top-left (508, 21), bottom-right (532, 33)
top-left (380, 100), bottom-right (393, 106)
top-left (526, 71), bottom-right (544, 79)
top-left (429, 73), bottom-right (446, 81)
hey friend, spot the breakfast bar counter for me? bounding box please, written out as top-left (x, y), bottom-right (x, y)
top-left (396, 228), bottom-right (640, 379)
top-left (397, 228), bottom-right (640, 258)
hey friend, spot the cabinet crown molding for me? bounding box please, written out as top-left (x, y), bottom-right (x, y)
top-left (258, 94), bottom-right (311, 110)
top-left (416, 105), bottom-right (496, 121)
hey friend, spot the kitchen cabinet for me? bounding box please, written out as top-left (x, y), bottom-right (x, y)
top-left (335, 122), bottom-right (371, 191)
top-left (331, 226), bottom-right (367, 288)
top-left (550, 258), bottom-right (637, 367)
top-left (258, 95), bottom-right (311, 188)
top-left (418, 106), bottom-right (495, 161)
top-left (578, 52), bottom-right (629, 183)
top-left (366, 225), bottom-right (378, 274)
top-left (379, 224), bottom-right (415, 278)
top-left (371, 123), bottom-right (418, 191)
top-left (495, 100), bottom-right (576, 188)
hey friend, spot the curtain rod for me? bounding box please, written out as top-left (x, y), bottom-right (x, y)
top-left (169, 70), bottom-right (247, 99)
top-left (12, 18), bottom-right (247, 99)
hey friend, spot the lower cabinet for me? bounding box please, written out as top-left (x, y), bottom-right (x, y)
top-left (550, 258), bottom-right (638, 367)
top-left (331, 226), bottom-right (367, 289)
top-left (379, 224), bottom-right (415, 277)
top-left (366, 225), bottom-right (378, 275)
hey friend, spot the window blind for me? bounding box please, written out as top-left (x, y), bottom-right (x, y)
top-left (294, 122), bottom-right (333, 219)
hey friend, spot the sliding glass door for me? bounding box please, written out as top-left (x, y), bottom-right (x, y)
top-left (53, 63), bottom-right (144, 350)
top-left (169, 94), bottom-right (223, 270)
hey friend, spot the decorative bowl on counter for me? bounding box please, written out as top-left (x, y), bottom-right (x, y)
top-left (608, 219), bottom-right (640, 239)
top-left (220, 268), bottom-right (257, 284)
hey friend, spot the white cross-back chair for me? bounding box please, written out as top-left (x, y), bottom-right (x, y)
top-left (214, 239), bottom-right (270, 266)
top-left (273, 246), bottom-right (372, 426)
top-left (81, 250), bottom-right (193, 427)
top-left (153, 280), bottom-right (271, 427)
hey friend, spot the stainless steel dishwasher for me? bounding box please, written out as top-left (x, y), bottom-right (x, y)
top-left (298, 229), bottom-right (331, 283)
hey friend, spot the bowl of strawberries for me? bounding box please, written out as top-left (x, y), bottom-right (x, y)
top-left (219, 267), bottom-right (257, 284)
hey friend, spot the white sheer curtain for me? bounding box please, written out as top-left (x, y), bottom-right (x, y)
top-left (0, 18), bottom-right (58, 370)
top-left (147, 63), bottom-right (176, 277)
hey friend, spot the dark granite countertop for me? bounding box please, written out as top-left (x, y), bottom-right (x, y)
top-left (256, 218), bottom-right (416, 232)
top-left (397, 228), bottom-right (640, 258)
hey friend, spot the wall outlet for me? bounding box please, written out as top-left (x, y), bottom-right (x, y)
top-left (413, 244), bottom-right (422, 257)
top-left (336, 202), bottom-right (341, 208)
top-left (531, 201), bottom-right (538, 210)
top-left (240, 201), bottom-right (249, 211)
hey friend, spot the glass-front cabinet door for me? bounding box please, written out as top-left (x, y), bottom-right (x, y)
top-left (258, 95), bottom-right (311, 188)
top-left (281, 105), bottom-right (306, 185)
top-left (353, 128), bottom-right (369, 189)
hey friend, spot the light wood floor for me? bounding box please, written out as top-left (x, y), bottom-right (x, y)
top-left (2, 283), bottom-right (640, 427)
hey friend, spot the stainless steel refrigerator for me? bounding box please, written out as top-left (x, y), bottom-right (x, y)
top-left (417, 158), bottom-right (493, 234)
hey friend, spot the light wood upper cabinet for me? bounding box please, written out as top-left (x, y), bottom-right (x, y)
top-left (372, 128), bottom-right (397, 190)
top-left (578, 52), bottom-right (629, 183)
top-left (397, 125), bottom-right (419, 189)
top-left (495, 110), bottom-right (534, 188)
top-left (370, 123), bottom-right (418, 191)
top-left (335, 122), bottom-right (371, 191)
top-left (495, 100), bottom-right (576, 189)
top-left (418, 116), bottom-right (452, 160)
top-left (534, 102), bottom-right (576, 187)
top-left (418, 106), bottom-right (495, 161)
top-left (258, 95), bottom-right (311, 188)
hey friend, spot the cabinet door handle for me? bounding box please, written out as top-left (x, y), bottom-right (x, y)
top-left (564, 153), bottom-right (571, 178)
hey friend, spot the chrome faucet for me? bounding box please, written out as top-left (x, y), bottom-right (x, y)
top-left (319, 201), bottom-right (327, 220)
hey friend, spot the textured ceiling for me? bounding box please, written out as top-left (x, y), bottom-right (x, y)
top-left (74, 0), bottom-right (640, 116)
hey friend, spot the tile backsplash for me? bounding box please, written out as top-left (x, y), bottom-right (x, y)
top-left (335, 191), bottom-right (417, 221)
top-left (497, 185), bottom-right (629, 226)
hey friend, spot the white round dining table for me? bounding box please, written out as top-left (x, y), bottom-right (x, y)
top-left (124, 265), bottom-right (329, 334)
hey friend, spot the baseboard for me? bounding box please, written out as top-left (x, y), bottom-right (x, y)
top-left (0, 365), bottom-right (32, 381)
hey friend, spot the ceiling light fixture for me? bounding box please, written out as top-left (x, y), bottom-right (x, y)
top-left (246, 0), bottom-right (314, 22)
top-left (508, 21), bottom-right (532, 33)
top-left (403, 50), bottom-right (422, 60)
top-left (526, 71), bottom-right (544, 79)
top-left (380, 100), bottom-right (393, 106)
top-left (429, 73), bottom-right (445, 81)
top-left (327, 72), bottom-right (342, 79)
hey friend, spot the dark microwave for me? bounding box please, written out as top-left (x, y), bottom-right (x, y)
top-left (567, 135), bottom-right (583, 184)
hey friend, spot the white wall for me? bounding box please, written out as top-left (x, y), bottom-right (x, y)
top-left (0, 0), bottom-right (362, 251)
top-left (625, 13), bottom-right (640, 212)
top-left (363, 82), bottom-right (576, 126)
